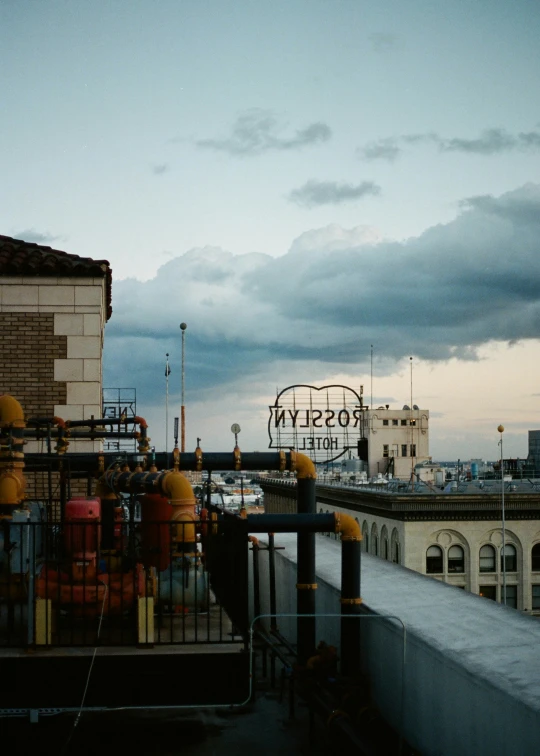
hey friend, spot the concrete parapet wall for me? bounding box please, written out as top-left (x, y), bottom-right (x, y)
top-left (250, 532), bottom-right (540, 755)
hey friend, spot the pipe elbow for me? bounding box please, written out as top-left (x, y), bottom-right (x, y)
top-left (160, 471), bottom-right (196, 506)
top-left (0, 471), bottom-right (25, 506)
top-left (0, 395), bottom-right (25, 426)
top-left (295, 452), bottom-right (317, 480)
top-left (334, 512), bottom-right (362, 542)
top-left (134, 416), bottom-right (148, 429)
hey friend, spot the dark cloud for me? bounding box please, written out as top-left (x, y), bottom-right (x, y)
top-left (104, 184), bottom-right (540, 408)
top-left (152, 163), bottom-right (169, 175)
top-left (12, 229), bottom-right (60, 244)
top-left (358, 126), bottom-right (540, 160)
top-left (288, 180), bottom-right (381, 207)
top-left (196, 109), bottom-right (332, 157)
top-left (360, 139), bottom-right (401, 161)
top-left (441, 128), bottom-right (516, 154)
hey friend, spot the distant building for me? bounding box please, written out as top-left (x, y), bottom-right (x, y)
top-left (363, 404), bottom-right (430, 479)
top-left (262, 477), bottom-right (540, 616)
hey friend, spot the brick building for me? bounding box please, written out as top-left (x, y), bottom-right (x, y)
top-left (0, 235), bottom-right (112, 498)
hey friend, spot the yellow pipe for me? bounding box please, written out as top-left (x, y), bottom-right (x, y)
top-left (334, 512), bottom-right (362, 541)
top-left (0, 395), bottom-right (25, 424)
top-left (0, 395), bottom-right (27, 510)
top-left (294, 452), bottom-right (317, 480)
top-left (160, 471), bottom-right (197, 545)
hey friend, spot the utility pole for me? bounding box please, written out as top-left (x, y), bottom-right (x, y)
top-left (180, 323), bottom-right (187, 452)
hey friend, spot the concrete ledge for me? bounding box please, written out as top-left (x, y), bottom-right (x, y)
top-left (251, 533), bottom-right (540, 755)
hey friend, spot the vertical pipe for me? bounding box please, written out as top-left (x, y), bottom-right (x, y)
top-left (165, 353), bottom-right (170, 457)
top-left (296, 475), bottom-right (316, 665)
top-left (180, 323), bottom-right (187, 453)
top-left (340, 537), bottom-right (362, 677)
top-left (268, 533), bottom-right (277, 632)
top-left (499, 425), bottom-right (506, 605)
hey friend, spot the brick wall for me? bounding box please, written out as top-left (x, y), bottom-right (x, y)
top-left (0, 313), bottom-right (67, 415)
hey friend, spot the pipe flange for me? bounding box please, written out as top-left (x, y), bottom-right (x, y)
top-left (341, 535), bottom-right (362, 542)
top-left (296, 583), bottom-right (318, 590)
top-left (340, 597), bottom-right (363, 605)
top-left (278, 450), bottom-right (286, 471)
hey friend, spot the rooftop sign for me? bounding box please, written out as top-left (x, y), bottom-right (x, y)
top-left (268, 384), bottom-right (367, 464)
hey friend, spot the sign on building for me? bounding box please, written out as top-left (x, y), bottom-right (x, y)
top-left (268, 385), bottom-right (367, 464)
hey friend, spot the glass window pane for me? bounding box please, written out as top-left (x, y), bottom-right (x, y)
top-left (480, 585), bottom-right (497, 601)
top-left (501, 544), bottom-right (517, 573)
top-left (504, 585), bottom-right (517, 608)
top-left (532, 585), bottom-right (540, 610)
top-left (479, 545), bottom-right (495, 573)
top-left (426, 545), bottom-right (443, 574)
top-left (532, 544), bottom-right (540, 572)
top-left (448, 545), bottom-right (464, 573)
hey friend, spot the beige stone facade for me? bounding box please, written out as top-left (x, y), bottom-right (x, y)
top-left (365, 406), bottom-right (430, 479)
top-left (0, 276), bottom-right (107, 452)
top-left (262, 479), bottom-right (540, 616)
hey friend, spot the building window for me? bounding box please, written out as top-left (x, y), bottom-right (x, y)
top-left (532, 544), bottom-right (540, 571)
top-left (479, 585), bottom-right (497, 601)
top-left (501, 544), bottom-right (517, 573)
top-left (382, 538), bottom-right (389, 560)
top-left (410, 444), bottom-right (416, 457)
top-left (426, 545), bottom-right (443, 574)
top-left (383, 445), bottom-right (389, 458)
top-left (401, 419), bottom-right (407, 426)
top-left (532, 585), bottom-right (540, 611)
top-left (392, 419), bottom-right (398, 426)
top-left (401, 444), bottom-right (407, 457)
top-left (448, 545), bottom-right (465, 573)
top-left (393, 542), bottom-right (400, 564)
top-left (410, 418), bottom-right (416, 426)
top-left (383, 419), bottom-right (389, 426)
top-left (504, 585), bottom-right (518, 609)
top-left (479, 544), bottom-right (496, 573)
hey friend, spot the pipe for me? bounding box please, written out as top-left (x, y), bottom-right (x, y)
top-left (0, 395), bottom-right (27, 513)
top-left (335, 513), bottom-right (363, 677)
top-left (295, 453), bottom-right (317, 665)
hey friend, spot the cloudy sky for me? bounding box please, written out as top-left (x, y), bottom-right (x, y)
top-left (2, 0), bottom-right (540, 461)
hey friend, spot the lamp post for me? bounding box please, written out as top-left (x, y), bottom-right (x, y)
top-left (498, 424), bottom-right (506, 605)
top-left (165, 353), bottom-right (170, 455)
top-left (180, 323), bottom-right (187, 453)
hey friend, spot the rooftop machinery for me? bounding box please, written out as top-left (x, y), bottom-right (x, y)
top-left (0, 394), bottom-right (362, 738)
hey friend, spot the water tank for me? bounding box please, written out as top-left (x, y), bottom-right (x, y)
top-left (471, 462), bottom-right (479, 480)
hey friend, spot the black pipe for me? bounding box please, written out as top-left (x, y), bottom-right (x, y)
top-left (23, 430), bottom-right (140, 439)
top-left (268, 534), bottom-right (277, 632)
top-left (341, 538), bottom-right (362, 678)
top-left (297, 476), bottom-right (317, 665)
top-left (251, 539), bottom-right (261, 627)
top-left (244, 513), bottom-right (335, 533)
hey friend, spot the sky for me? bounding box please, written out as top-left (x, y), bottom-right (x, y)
top-left (2, 0), bottom-right (540, 462)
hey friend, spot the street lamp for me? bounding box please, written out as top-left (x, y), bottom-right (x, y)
top-left (180, 323), bottom-right (187, 453)
top-left (498, 424), bottom-right (506, 605)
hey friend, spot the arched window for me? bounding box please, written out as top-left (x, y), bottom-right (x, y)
top-left (479, 544), bottom-right (496, 573)
top-left (532, 544), bottom-right (540, 572)
top-left (371, 523), bottom-right (379, 556)
top-left (390, 528), bottom-right (400, 564)
top-left (501, 544), bottom-right (517, 573)
top-left (362, 521), bottom-right (369, 553)
top-left (426, 545), bottom-right (443, 574)
top-left (381, 525), bottom-right (389, 560)
top-left (448, 545), bottom-right (465, 573)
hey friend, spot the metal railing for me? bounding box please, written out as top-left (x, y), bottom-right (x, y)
top-left (0, 517), bottom-right (248, 648)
